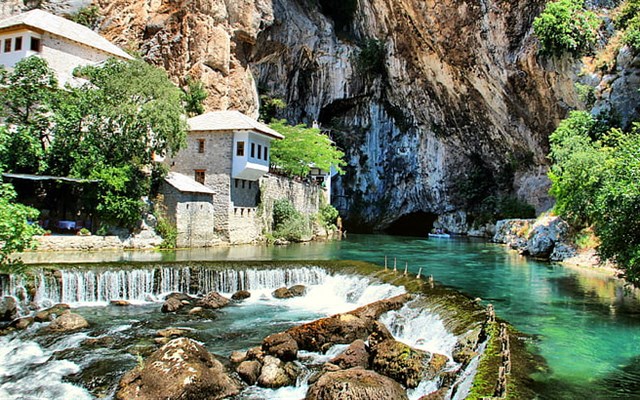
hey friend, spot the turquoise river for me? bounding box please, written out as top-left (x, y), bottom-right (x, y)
top-left (15, 234), bottom-right (640, 399)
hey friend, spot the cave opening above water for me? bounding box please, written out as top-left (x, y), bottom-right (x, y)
top-left (384, 212), bottom-right (438, 237)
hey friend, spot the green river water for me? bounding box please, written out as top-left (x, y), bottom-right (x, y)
top-left (16, 234), bottom-right (640, 399)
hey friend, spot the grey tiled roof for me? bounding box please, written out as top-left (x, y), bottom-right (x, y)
top-left (187, 111), bottom-right (284, 139)
top-left (164, 172), bottom-right (215, 194)
top-left (0, 9), bottom-right (133, 60)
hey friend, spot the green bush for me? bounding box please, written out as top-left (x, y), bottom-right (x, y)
top-left (156, 217), bottom-right (177, 249)
top-left (273, 199), bottom-right (297, 228)
top-left (622, 20), bottom-right (640, 52)
top-left (69, 5), bottom-right (101, 29)
top-left (533, 0), bottom-right (600, 57)
top-left (271, 199), bottom-right (312, 242)
top-left (319, 204), bottom-right (339, 229)
top-left (575, 82), bottom-right (596, 108)
top-left (615, 0), bottom-right (640, 29)
top-left (548, 111), bottom-right (640, 286)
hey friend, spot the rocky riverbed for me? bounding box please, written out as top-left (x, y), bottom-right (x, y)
top-left (0, 261), bottom-right (542, 399)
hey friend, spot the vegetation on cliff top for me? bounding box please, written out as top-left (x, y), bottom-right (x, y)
top-left (549, 111), bottom-right (640, 286)
top-left (533, 0), bottom-right (600, 57)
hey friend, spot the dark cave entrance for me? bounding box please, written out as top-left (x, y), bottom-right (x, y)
top-left (383, 212), bottom-right (438, 237)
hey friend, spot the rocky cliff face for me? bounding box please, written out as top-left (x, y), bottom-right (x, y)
top-left (5, 0), bottom-right (635, 234)
top-left (250, 0), bottom-right (578, 232)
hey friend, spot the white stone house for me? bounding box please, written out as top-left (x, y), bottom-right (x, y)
top-left (0, 9), bottom-right (133, 84)
top-left (164, 110), bottom-right (284, 244)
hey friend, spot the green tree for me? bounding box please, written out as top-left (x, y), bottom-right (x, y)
top-left (548, 111), bottom-right (607, 226)
top-left (47, 59), bottom-right (187, 228)
top-left (259, 95), bottom-right (286, 122)
top-left (591, 128), bottom-right (640, 285)
top-left (0, 57), bottom-right (58, 173)
top-left (269, 120), bottom-right (346, 177)
top-left (533, 0), bottom-right (600, 57)
top-left (0, 182), bottom-right (42, 271)
top-left (548, 112), bottom-right (640, 285)
top-left (182, 76), bottom-right (208, 117)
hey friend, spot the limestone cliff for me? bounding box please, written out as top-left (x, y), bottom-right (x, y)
top-left (250, 0), bottom-right (578, 232)
top-left (6, 0), bottom-right (636, 234)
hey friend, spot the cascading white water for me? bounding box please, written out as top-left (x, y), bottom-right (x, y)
top-left (0, 265), bottom-right (474, 400)
top-left (380, 302), bottom-right (459, 359)
top-left (3, 266), bottom-right (331, 307)
top-left (380, 302), bottom-right (460, 400)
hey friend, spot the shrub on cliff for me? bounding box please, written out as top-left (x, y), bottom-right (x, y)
top-left (616, 0), bottom-right (640, 53)
top-left (533, 0), bottom-right (601, 57)
top-left (548, 111), bottom-right (640, 285)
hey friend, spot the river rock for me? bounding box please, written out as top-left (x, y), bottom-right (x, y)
top-left (526, 216), bottom-right (570, 258)
top-left (371, 339), bottom-right (430, 388)
top-left (287, 294), bottom-right (411, 352)
top-left (34, 303), bottom-right (70, 322)
top-left (550, 242), bottom-right (577, 262)
top-left (230, 350), bottom-right (247, 364)
top-left (306, 368), bottom-right (409, 400)
top-left (46, 312), bottom-right (89, 333)
top-left (419, 387), bottom-right (448, 400)
top-left (257, 355), bottom-right (299, 388)
top-left (288, 313), bottom-right (370, 353)
top-left (188, 306), bottom-right (204, 315)
top-left (161, 297), bottom-right (184, 313)
top-left (272, 287), bottom-right (294, 299)
top-left (10, 316), bottom-right (34, 330)
top-left (262, 332), bottom-right (298, 361)
top-left (288, 285), bottom-right (307, 297)
top-left (116, 337), bottom-right (240, 400)
top-left (110, 300), bottom-right (130, 307)
top-left (330, 339), bottom-right (370, 369)
top-left (237, 360), bottom-right (262, 385)
top-left (367, 320), bottom-right (394, 348)
top-left (246, 346), bottom-right (266, 362)
top-left (197, 292), bottom-right (230, 310)
top-left (0, 296), bottom-right (18, 321)
top-left (231, 290), bottom-right (251, 301)
top-left (349, 293), bottom-right (412, 321)
top-left (157, 327), bottom-right (192, 338)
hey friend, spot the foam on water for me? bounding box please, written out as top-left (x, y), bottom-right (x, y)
top-left (380, 302), bottom-right (459, 359)
top-left (0, 334), bottom-right (92, 400)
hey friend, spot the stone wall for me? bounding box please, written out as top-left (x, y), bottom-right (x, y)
top-left (161, 184), bottom-right (219, 248)
top-left (228, 206), bottom-right (261, 244)
top-left (166, 131), bottom-right (233, 239)
top-left (35, 235), bottom-right (124, 251)
top-left (230, 178), bottom-right (259, 207)
top-left (258, 174), bottom-right (324, 233)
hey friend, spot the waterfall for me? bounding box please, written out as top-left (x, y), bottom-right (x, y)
top-left (1, 266), bottom-right (331, 307)
top-left (380, 302), bottom-right (459, 359)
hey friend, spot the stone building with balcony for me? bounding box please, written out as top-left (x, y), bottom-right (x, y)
top-left (162, 110), bottom-right (287, 245)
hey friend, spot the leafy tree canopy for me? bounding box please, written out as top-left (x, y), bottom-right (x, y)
top-left (269, 120), bottom-right (346, 178)
top-left (548, 111), bottom-right (640, 285)
top-left (1, 57), bottom-right (187, 229)
top-left (0, 57), bottom-right (58, 173)
top-left (533, 0), bottom-right (600, 57)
